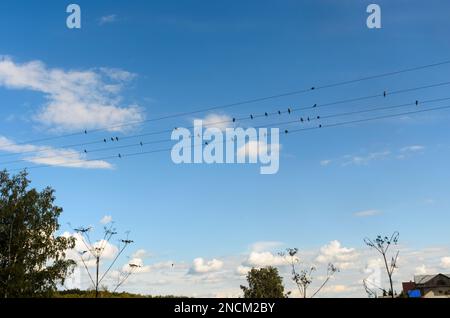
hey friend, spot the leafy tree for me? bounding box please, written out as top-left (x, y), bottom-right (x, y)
top-left (0, 170), bottom-right (75, 298)
top-left (240, 267), bottom-right (287, 298)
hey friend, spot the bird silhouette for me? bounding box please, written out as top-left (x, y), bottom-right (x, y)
top-left (313, 104), bottom-right (317, 108)
top-left (278, 110), bottom-right (281, 115)
top-left (300, 118), bottom-right (304, 122)
top-left (288, 108), bottom-right (292, 114)
top-left (115, 137), bottom-right (119, 141)
top-left (118, 154), bottom-right (122, 158)
top-left (104, 139), bottom-right (107, 143)
top-left (383, 91), bottom-right (387, 97)
top-left (265, 112), bottom-right (268, 117)
top-left (250, 115), bottom-right (254, 120)
top-left (140, 142), bottom-right (143, 146)
top-left (285, 130), bottom-right (289, 134)
top-left (232, 118), bottom-right (236, 122)
top-left (84, 130), bottom-right (88, 134)
top-left (416, 100), bottom-right (419, 106)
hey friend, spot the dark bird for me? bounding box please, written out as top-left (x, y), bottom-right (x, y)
top-left (319, 124), bottom-right (322, 128)
top-left (118, 154), bottom-right (122, 158)
top-left (278, 110), bottom-right (281, 115)
top-left (288, 108), bottom-right (292, 114)
top-left (232, 118), bottom-right (236, 122)
top-left (121, 239), bottom-right (134, 244)
top-left (104, 139), bottom-right (107, 143)
top-left (84, 150), bottom-right (87, 153)
top-left (285, 130), bottom-right (289, 134)
top-left (250, 115), bottom-right (254, 120)
top-left (205, 142), bottom-right (209, 145)
top-left (383, 91), bottom-right (387, 97)
top-left (311, 87), bottom-right (315, 90)
top-left (317, 116), bottom-right (320, 119)
top-left (415, 100), bottom-right (419, 106)
top-left (115, 137), bottom-right (119, 141)
top-left (313, 104), bottom-right (317, 108)
top-left (265, 112), bottom-right (268, 117)
top-left (300, 118), bottom-right (304, 122)
top-left (111, 137), bottom-right (115, 141)
top-left (140, 142), bottom-right (143, 146)
top-left (84, 130), bottom-right (88, 134)
top-left (307, 117), bottom-right (310, 121)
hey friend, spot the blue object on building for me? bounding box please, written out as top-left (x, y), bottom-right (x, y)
top-left (408, 289), bottom-right (421, 298)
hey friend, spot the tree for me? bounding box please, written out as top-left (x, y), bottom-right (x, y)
top-left (0, 170), bottom-right (75, 298)
top-left (364, 232), bottom-right (399, 298)
top-left (240, 267), bottom-right (287, 298)
top-left (280, 248), bottom-right (339, 298)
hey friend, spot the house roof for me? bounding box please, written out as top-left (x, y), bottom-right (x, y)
top-left (414, 273), bottom-right (450, 285)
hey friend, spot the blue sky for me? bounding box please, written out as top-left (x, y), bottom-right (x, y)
top-left (1, 1), bottom-right (450, 297)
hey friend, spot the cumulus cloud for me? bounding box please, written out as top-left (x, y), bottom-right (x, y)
top-left (353, 209), bottom-right (382, 218)
top-left (189, 258), bottom-right (224, 274)
top-left (236, 265), bottom-right (252, 276)
top-left (244, 251), bottom-right (286, 267)
top-left (62, 232), bottom-right (119, 268)
top-left (0, 136), bottom-right (112, 169)
top-left (441, 257), bottom-right (450, 269)
top-left (0, 56), bottom-right (143, 132)
top-left (316, 241), bottom-right (358, 269)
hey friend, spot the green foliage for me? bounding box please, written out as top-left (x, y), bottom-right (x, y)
top-left (0, 170), bottom-right (76, 298)
top-left (55, 289), bottom-right (186, 298)
top-left (240, 267), bottom-right (287, 298)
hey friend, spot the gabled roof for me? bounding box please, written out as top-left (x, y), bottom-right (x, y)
top-left (414, 273), bottom-right (450, 285)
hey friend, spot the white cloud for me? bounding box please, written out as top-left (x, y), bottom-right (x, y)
top-left (236, 265), bottom-right (252, 276)
top-left (244, 251), bottom-right (286, 267)
top-left (250, 241), bottom-right (283, 253)
top-left (237, 140), bottom-right (281, 161)
top-left (353, 209), bottom-right (382, 218)
top-left (99, 14), bottom-right (118, 25)
top-left (195, 113), bottom-right (232, 132)
top-left (132, 249), bottom-right (151, 259)
top-left (0, 136), bottom-right (112, 169)
top-left (316, 241), bottom-right (358, 269)
top-left (189, 258), bottom-right (224, 274)
top-left (122, 257), bottom-right (151, 274)
top-left (440, 257), bottom-right (450, 269)
top-left (100, 215), bottom-right (113, 224)
top-left (343, 151), bottom-right (390, 166)
top-left (415, 264), bottom-right (429, 275)
top-left (400, 145), bottom-right (425, 153)
top-left (0, 56), bottom-right (143, 132)
top-left (320, 159), bottom-right (332, 166)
